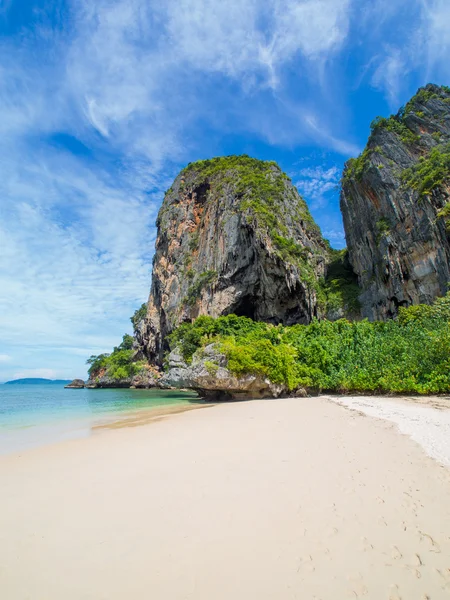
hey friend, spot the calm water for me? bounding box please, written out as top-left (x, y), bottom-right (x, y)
top-left (0, 385), bottom-right (199, 455)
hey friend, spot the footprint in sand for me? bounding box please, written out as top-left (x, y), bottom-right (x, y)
top-left (297, 554), bottom-right (315, 573)
top-left (419, 530), bottom-right (441, 553)
top-left (391, 546), bottom-right (402, 560)
top-left (347, 574), bottom-right (368, 597)
top-left (388, 583), bottom-right (402, 599)
top-left (412, 554), bottom-right (423, 567)
top-left (434, 567), bottom-right (450, 589)
top-left (361, 537), bottom-right (374, 552)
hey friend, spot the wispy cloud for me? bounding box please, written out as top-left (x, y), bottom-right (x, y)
top-left (371, 48), bottom-right (407, 108)
top-left (1, 0), bottom-right (449, 379)
top-left (361, 0), bottom-right (450, 107)
top-left (295, 165), bottom-right (341, 209)
top-left (12, 368), bottom-right (58, 380)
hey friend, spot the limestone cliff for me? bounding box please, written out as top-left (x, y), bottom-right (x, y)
top-left (136, 155), bottom-right (331, 364)
top-left (341, 84), bottom-right (450, 320)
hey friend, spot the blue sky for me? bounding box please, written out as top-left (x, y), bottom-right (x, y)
top-left (0, 0), bottom-right (449, 382)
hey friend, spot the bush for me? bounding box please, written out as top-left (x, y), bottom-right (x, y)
top-left (87, 334), bottom-right (143, 380)
top-left (131, 303), bottom-right (147, 331)
top-left (168, 294), bottom-right (450, 394)
top-left (185, 270), bottom-right (218, 306)
top-left (401, 143), bottom-right (450, 198)
top-left (317, 249), bottom-right (361, 314)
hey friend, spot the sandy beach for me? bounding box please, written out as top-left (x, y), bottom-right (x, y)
top-left (2, 396), bottom-right (450, 599)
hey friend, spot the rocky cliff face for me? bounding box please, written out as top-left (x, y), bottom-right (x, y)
top-left (136, 155), bottom-right (330, 364)
top-left (341, 84), bottom-right (450, 320)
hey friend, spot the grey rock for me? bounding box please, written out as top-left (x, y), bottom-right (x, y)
top-left (341, 84), bottom-right (450, 320)
top-left (85, 376), bottom-right (132, 389)
top-left (85, 368), bottom-right (160, 389)
top-left (135, 157), bottom-right (331, 365)
top-left (64, 379), bottom-right (85, 389)
top-left (163, 344), bottom-right (289, 400)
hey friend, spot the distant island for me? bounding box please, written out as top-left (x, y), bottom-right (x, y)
top-left (3, 378), bottom-right (72, 385)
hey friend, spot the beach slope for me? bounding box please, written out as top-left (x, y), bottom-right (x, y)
top-left (1, 396), bottom-right (450, 599)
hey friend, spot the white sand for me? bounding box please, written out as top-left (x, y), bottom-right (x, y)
top-left (2, 396), bottom-right (450, 599)
top-left (325, 394), bottom-right (450, 467)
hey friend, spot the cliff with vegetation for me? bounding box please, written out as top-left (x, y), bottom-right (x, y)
top-left (161, 293), bottom-right (450, 398)
top-left (341, 84), bottom-right (450, 320)
top-left (85, 84), bottom-right (450, 397)
top-left (135, 155), bottom-right (336, 365)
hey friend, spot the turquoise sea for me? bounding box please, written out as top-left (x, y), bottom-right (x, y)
top-left (0, 385), bottom-right (199, 455)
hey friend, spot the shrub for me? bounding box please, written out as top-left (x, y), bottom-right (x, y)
top-left (317, 250), bottom-right (361, 314)
top-left (131, 303), bottom-right (147, 331)
top-left (168, 293), bottom-right (450, 394)
top-left (185, 270), bottom-right (218, 306)
top-left (370, 115), bottom-right (420, 145)
top-left (401, 144), bottom-right (450, 198)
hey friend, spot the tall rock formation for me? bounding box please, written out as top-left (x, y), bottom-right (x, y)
top-left (341, 84), bottom-right (450, 320)
top-left (136, 155), bottom-right (330, 364)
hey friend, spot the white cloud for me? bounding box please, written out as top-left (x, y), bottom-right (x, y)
top-left (295, 165), bottom-right (341, 209)
top-left (371, 48), bottom-right (407, 108)
top-left (363, 0), bottom-right (450, 106)
top-left (420, 0), bottom-right (450, 80)
top-left (5, 0), bottom-right (430, 379)
top-left (323, 229), bottom-right (345, 242)
top-left (303, 114), bottom-right (361, 156)
top-left (0, 354), bottom-right (11, 363)
top-left (12, 369), bottom-right (58, 380)
top-left (272, 0), bottom-right (350, 60)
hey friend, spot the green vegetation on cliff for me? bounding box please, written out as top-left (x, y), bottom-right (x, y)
top-left (317, 250), bottom-right (361, 314)
top-left (182, 154), bottom-right (323, 259)
top-left (185, 270), bottom-right (218, 305)
top-left (344, 85), bottom-right (450, 186)
top-left (131, 303), bottom-right (147, 331)
top-left (401, 143), bottom-right (450, 198)
top-left (87, 334), bottom-right (146, 381)
top-left (169, 294), bottom-right (450, 394)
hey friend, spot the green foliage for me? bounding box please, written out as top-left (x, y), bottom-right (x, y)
top-left (317, 250), bottom-right (361, 314)
top-left (398, 294), bottom-right (450, 325)
top-left (185, 270), bottom-right (218, 306)
top-left (437, 202), bottom-right (450, 230)
top-left (131, 303), bottom-right (147, 330)
top-left (114, 334), bottom-right (134, 351)
top-left (87, 343), bottom-right (146, 380)
top-left (169, 294), bottom-right (450, 394)
top-left (376, 218), bottom-right (391, 244)
top-left (204, 361), bottom-right (219, 376)
top-left (344, 86), bottom-right (449, 188)
top-left (401, 144), bottom-right (450, 198)
top-left (86, 353), bottom-right (110, 377)
top-left (188, 231), bottom-right (199, 251)
top-left (168, 314), bottom-right (270, 364)
top-left (403, 85), bottom-right (450, 115)
top-left (370, 115), bottom-right (420, 145)
top-left (182, 154), bottom-right (322, 263)
top-left (343, 148), bottom-right (372, 182)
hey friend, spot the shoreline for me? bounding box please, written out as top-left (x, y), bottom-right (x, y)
top-left (2, 395), bottom-right (450, 599)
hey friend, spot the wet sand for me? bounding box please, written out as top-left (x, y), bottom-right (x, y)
top-left (1, 396), bottom-right (450, 599)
